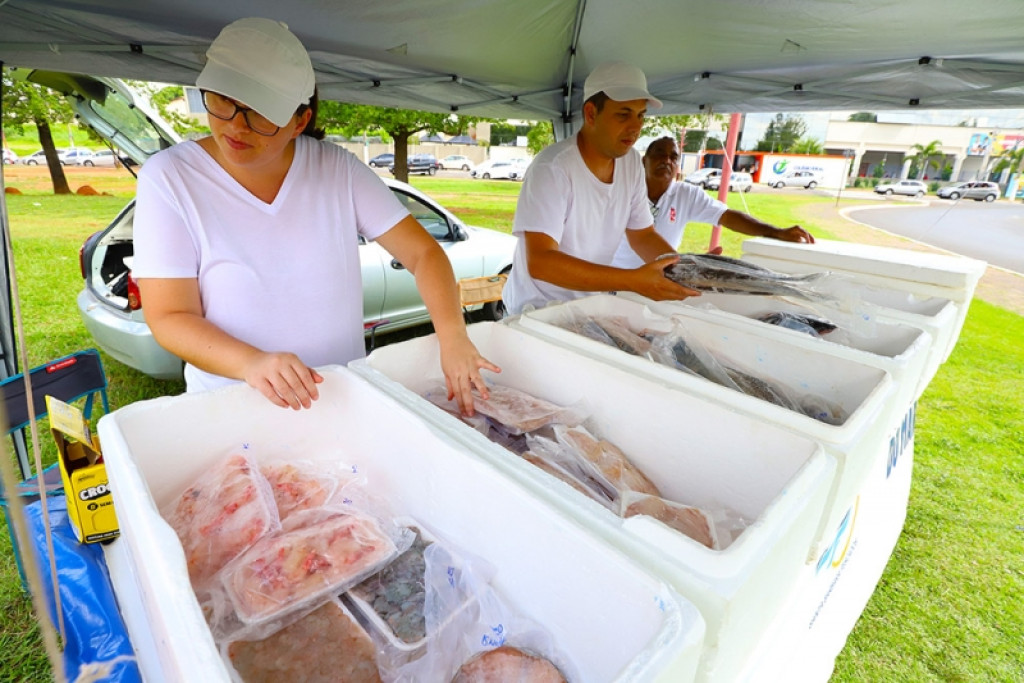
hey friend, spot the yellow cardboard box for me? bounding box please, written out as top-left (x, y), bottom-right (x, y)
top-left (46, 395), bottom-right (119, 543)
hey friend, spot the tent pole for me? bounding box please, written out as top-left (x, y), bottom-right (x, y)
top-left (0, 63), bottom-right (31, 477)
top-left (710, 111), bottom-right (743, 252)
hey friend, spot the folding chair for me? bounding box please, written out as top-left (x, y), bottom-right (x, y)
top-left (1, 349), bottom-right (110, 588)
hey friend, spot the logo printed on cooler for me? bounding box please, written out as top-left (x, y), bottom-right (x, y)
top-left (887, 403), bottom-right (916, 479)
top-left (79, 483), bottom-right (112, 501)
top-left (816, 498), bottom-right (858, 574)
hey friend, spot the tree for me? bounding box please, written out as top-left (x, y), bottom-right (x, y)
top-left (754, 114), bottom-right (806, 152)
top-left (526, 120), bottom-right (553, 156)
top-left (908, 139), bottom-right (944, 180)
top-left (133, 82), bottom-right (210, 138)
top-left (643, 112), bottom-right (726, 152)
top-left (318, 101), bottom-right (479, 182)
top-left (2, 72), bottom-right (76, 194)
top-left (992, 144), bottom-right (1024, 184)
top-left (791, 137), bottom-right (824, 155)
top-left (848, 112), bottom-right (877, 123)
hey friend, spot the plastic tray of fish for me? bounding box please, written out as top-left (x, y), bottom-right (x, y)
top-left (342, 518), bottom-right (476, 665)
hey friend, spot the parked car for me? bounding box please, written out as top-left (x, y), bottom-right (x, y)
top-left (936, 181), bottom-right (999, 202)
top-left (771, 170), bottom-right (820, 189)
top-left (21, 148), bottom-right (69, 165)
top-left (389, 153), bottom-right (439, 176)
top-left (706, 171), bottom-right (753, 193)
top-left (874, 179), bottom-right (927, 197)
top-left (79, 178), bottom-right (515, 378)
top-left (368, 153), bottom-right (394, 168)
top-left (63, 148), bottom-right (95, 165)
top-left (683, 167), bottom-right (722, 188)
top-left (470, 160), bottom-right (519, 180)
top-left (508, 157), bottom-right (531, 180)
top-left (2, 148), bottom-right (17, 165)
top-left (439, 154), bottom-right (473, 171)
top-left (85, 149), bottom-right (121, 168)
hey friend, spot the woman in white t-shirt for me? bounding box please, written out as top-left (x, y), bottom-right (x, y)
top-left (133, 18), bottom-right (498, 413)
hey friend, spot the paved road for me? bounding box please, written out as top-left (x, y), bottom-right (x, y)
top-left (846, 199), bottom-right (1024, 274)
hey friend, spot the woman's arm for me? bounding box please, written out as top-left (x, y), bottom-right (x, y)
top-left (138, 277), bottom-right (323, 409)
top-left (375, 216), bottom-right (500, 415)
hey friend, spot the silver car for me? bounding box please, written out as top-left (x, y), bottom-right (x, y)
top-left (78, 183), bottom-right (515, 378)
top-left (936, 181), bottom-right (999, 202)
top-left (13, 69), bottom-right (516, 379)
top-left (771, 171), bottom-right (820, 189)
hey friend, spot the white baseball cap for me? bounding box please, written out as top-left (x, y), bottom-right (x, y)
top-left (196, 17), bottom-right (315, 128)
top-left (583, 62), bottom-right (662, 109)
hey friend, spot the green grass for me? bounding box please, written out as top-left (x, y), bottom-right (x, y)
top-left (1, 176), bottom-right (1021, 681)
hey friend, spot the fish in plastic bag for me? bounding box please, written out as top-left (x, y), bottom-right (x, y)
top-left (664, 253), bottom-right (830, 299)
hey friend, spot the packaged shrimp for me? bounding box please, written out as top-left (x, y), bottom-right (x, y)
top-left (217, 507), bottom-right (411, 636)
top-left (162, 453), bottom-right (280, 594)
top-left (259, 459), bottom-right (347, 521)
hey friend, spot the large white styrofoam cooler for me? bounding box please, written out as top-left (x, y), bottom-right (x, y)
top-left (620, 288), bottom-right (932, 410)
top-left (741, 237), bottom-right (984, 373)
top-left (350, 322), bottom-right (836, 683)
top-left (510, 295), bottom-right (894, 560)
top-left (96, 367), bottom-right (706, 683)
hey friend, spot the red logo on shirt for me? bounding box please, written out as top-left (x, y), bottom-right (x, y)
top-left (669, 208), bottom-right (677, 223)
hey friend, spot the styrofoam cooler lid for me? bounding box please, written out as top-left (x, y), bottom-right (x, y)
top-left (742, 238), bottom-right (987, 290)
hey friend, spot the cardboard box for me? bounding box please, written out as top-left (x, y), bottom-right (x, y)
top-left (47, 395), bottom-right (119, 543)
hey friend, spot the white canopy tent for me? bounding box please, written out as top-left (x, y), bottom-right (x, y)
top-left (2, 0), bottom-right (1023, 380)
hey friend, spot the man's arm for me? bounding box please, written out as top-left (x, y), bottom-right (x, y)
top-left (719, 209), bottom-right (815, 244)
top-left (523, 231), bottom-right (698, 300)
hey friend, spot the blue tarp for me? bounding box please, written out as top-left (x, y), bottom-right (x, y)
top-left (24, 495), bottom-right (142, 683)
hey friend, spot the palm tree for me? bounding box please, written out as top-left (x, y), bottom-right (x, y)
top-left (791, 137), bottom-right (824, 155)
top-left (908, 140), bottom-right (944, 180)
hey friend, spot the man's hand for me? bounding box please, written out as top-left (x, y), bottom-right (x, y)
top-left (633, 254), bottom-right (700, 300)
top-left (772, 226), bottom-right (815, 244)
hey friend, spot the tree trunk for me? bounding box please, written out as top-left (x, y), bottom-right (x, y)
top-left (36, 119), bottom-right (71, 195)
top-left (392, 131), bottom-right (411, 183)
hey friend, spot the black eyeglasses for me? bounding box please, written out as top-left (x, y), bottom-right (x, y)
top-left (201, 90), bottom-right (280, 136)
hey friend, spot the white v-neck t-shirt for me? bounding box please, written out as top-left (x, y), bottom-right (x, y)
top-left (503, 133), bottom-right (653, 315)
top-left (133, 136), bottom-right (408, 392)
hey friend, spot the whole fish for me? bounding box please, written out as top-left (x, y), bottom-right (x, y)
top-left (663, 253), bottom-right (827, 299)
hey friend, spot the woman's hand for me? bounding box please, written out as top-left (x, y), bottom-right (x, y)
top-left (243, 351), bottom-right (324, 409)
top-left (439, 334), bottom-right (501, 416)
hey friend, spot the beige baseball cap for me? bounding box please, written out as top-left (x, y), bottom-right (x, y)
top-left (196, 17), bottom-right (315, 128)
top-left (583, 62), bottom-right (662, 108)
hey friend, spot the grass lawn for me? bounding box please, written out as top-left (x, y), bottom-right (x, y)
top-left (1, 169), bottom-right (1021, 681)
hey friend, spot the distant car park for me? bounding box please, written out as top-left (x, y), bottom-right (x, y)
top-left (874, 179), bottom-right (928, 197)
top-left (22, 148), bottom-right (68, 165)
top-left (390, 153), bottom-right (439, 176)
top-left (936, 181), bottom-right (999, 202)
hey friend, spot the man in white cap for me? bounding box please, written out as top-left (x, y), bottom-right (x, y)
top-left (502, 62), bottom-right (699, 315)
top-left (610, 136), bottom-right (815, 268)
top-left (133, 17), bottom-right (498, 413)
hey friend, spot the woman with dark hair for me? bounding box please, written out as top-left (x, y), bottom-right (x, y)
top-left (133, 17), bottom-right (497, 413)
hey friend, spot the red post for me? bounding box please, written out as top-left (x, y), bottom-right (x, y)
top-left (710, 112), bottom-right (743, 252)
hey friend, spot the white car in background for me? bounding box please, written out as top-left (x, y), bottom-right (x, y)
top-left (471, 159), bottom-right (517, 180)
top-left (706, 171), bottom-right (753, 192)
top-left (62, 148), bottom-right (95, 165)
top-left (771, 170), bottom-right (820, 189)
top-left (874, 179), bottom-right (927, 197)
top-left (2, 148), bottom-right (17, 164)
top-left (84, 149), bottom-right (121, 167)
top-left (684, 168), bottom-right (722, 187)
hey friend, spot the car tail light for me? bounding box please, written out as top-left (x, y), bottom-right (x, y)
top-left (126, 272), bottom-right (142, 310)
